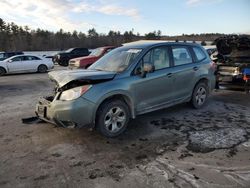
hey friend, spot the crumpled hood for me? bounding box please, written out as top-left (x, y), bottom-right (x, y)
top-left (48, 69), bottom-right (116, 88)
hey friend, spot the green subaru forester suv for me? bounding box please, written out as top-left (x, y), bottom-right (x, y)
top-left (36, 41), bottom-right (216, 137)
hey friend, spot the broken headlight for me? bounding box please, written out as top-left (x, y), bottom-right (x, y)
top-left (59, 85), bottom-right (92, 101)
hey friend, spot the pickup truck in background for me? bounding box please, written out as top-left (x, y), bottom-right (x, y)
top-left (52, 48), bottom-right (90, 66)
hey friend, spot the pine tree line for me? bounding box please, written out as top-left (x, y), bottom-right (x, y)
top-left (1, 18), bottom-right (245, 51)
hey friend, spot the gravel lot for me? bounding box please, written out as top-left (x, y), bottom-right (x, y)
top-left (1, 66), bottom-right (250, 188)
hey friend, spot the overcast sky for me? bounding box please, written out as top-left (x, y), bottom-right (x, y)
top-left (0, 0), bottom-right (249, 35)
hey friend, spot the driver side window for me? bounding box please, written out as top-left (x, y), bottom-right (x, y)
top-left (72, 49), bottom-right (79, 54)
top-left (12, 56), bottom-right (23, 62)
top-left (142, 47), bottom-right (170, 71)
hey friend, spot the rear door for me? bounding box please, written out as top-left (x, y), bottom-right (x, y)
top-left (133, 46), bottom-right (175, 113)
top-left (23, 56), bottom-right (42, 71)
top-left (170, 45), bottom-right (197, 100)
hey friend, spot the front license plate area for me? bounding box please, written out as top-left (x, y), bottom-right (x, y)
top-left (37, 105), bottom-right (47, 118)
top-left (37, 106), bottom-right (44, 114)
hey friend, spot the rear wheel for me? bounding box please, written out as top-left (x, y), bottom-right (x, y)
top-left (96, 100), bottom-right (130, 137)
top-left (191, 81), bottom-right (208, 109)
top-left (37, 65), bottom-right (48, 73)
top-left (0, 67), bottom-right (6, 76)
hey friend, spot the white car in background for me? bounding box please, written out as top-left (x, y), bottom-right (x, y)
top-left (0, 55), bottom-right (54, 76)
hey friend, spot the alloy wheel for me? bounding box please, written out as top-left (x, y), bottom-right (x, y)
top-left (104, 107), bottom-right (126, 133)
top-left (195, 86), bottom-right (207, 106)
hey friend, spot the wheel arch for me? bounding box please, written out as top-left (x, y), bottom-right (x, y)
top-left (0, 66), bottom-right (7, 74)
top-left (193, 77), bottom-right (210, 94)
top-left (38, 64), bottom-right (48, 69)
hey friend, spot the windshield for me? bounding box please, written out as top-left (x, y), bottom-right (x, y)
top-left (88, 48), bottom-right (142, 72)
top-left (90, 48), bottom-right (103, 57)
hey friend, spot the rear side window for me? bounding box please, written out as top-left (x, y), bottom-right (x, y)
top-left (172, 47), bottom-right (192, 66)
top-left (193, 47), bottom-right (206, 61)
top-left (24, 56), bottom-right (41, 61)
top-left (33, 56), bottom-right (41, 60)
top-left (73, 48), bottom-right (88, 54)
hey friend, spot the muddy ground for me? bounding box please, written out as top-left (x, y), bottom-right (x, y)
top-left (0, 67), bottom-right (250, 188)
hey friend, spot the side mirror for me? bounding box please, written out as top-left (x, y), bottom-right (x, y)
top-left (8, 59), bottom-right (13, 63)
top-left (141, 63), bottom-right (154, 78)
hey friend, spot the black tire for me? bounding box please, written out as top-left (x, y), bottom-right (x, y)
top-left (37, 65), bottom-right (48, 73)
top-left (191, 81), bottom-right (209, 109)
top-left (0, 67), bottom-right (6, 76)
top-left (96, 100), bottom-right (130, 137)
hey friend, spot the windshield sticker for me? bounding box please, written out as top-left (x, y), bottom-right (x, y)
top-left (127, 49), bottom-right (141, 53)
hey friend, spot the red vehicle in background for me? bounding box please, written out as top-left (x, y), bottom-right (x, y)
top-left (68, 46), bottom-right (115, 69)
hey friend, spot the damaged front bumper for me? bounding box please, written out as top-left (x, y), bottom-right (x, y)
top-left (35, 96), bottom-right (96, 128)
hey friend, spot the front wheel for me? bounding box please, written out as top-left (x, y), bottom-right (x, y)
top-left (191, 81), bottom-right (209, 109)
top-left (0, 67), bottom-right (6, 76)
top-left (96, 100), bottom-right (130, 137)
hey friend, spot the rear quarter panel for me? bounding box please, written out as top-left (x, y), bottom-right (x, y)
top-left (194, 59), bottom-right (216, 93)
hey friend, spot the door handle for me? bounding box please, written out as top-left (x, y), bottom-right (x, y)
top-left (193, 66), bottom-right (199, 71)
top-left (167, 73), bottom-right (172, 78)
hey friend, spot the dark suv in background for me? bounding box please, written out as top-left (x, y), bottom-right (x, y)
top-left (0, 51), bottom-right (24, 61)
top-left (52, 47), bottom-right (90, 66)
top-left (36, 41), bottom-right (216, 137)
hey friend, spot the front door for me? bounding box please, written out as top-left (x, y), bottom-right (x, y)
top-left (7, 56), bottom-right (25, 73)
top-left (132, 46), bottom-right (175, 113)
